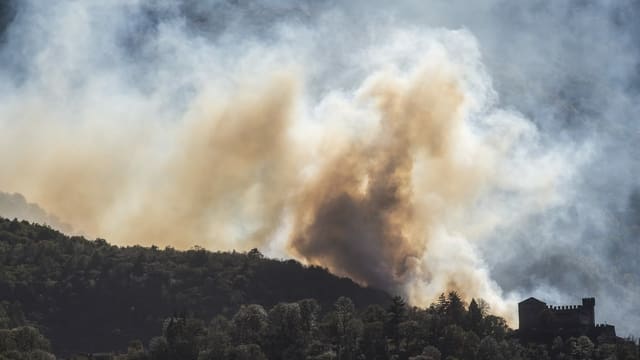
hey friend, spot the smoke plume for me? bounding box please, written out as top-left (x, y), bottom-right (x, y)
top-left (0, 0), bottom-right (638, 334)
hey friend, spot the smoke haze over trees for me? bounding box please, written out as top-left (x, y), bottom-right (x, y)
top-left (0, 0), bottom-right (639, 336)
top-left (1, 218), bottom-right (638, 359)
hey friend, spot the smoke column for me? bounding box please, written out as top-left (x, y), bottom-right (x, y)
top-left (0, 1), bottom-right (638, 334)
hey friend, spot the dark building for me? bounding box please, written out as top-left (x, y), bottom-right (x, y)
top-left (517, 297), bottom-right (616, 342)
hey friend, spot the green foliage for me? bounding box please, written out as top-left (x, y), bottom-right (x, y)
top-left (386, 295), bottom-right (407, 355)
top-left (138, 294), bottom-right (637, 360)
top-left (0, 326), bottom-right (54, 359)
top-left (0, 217), bottom-right (389, 355)
top-left (265, 302), bottom-right (305, 360)
top-left (148, 337), bottom-right (169, 360)
top-left (467, 299), bottom-right (482, 333)
top-left (0, 218), bottom-right (638, 360)
top-left (420, 345), bottom-right (442, 360)
top-left (231, 304), bottom-right (268, 345)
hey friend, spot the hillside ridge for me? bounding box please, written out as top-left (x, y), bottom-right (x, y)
top-left (0, 217), bottom-right (390, 355)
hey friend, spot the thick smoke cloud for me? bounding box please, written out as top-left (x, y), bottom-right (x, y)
top-left (0, 0), bottom-right (638, 334)
top-left (287, 55), bottom-right (561, 319)
top-left (291, 59), bottom-right (468, 291)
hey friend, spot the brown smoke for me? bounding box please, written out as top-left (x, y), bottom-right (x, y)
top-left (0, 55), bottom-right (528, 320)
top-left (0, 74), bottom-right (300, 250)
top-left (289, 59), bottom-right (492, 294)
top-left (114, 74), bottom-right (301, 249)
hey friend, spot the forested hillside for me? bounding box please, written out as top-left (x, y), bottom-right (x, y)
top-left (0, 217), bottom-right (638, 359)
top-left (0, 217), bottom-right (389, 355)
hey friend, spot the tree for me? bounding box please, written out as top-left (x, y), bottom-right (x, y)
top-left (615, 339), bottom-right (639, 360)
top-left (200, 316), bottom-right (232, 360)
top-left (231, 304), bottom-right (268, 345)
top-left (445, 292), bottom-right (466, 326)
top-left (266, 303), bottom-right (304, 360)
top-left (462, 330), bottom-right (480, 360)
top-left (570, 336), bottom-right (594, 360)
top-left (481, 315), bottom-right (508, 340)
top-left (421, 345), bottom-right (442, 360)
top-left (127, 339), bottom-right (147, 360)
top-left (434, 294), bottom-right (449, 316)
top-left (0, 304), bottom-right (10, 329)
top-left (0, 329), bottom-right (17, 353)
top-left (247, 248), bottom-right (264, 260)
top-left (468, 299), bottom-right (483, 332)
top-left (306, 340), bottom-right (335, 360)
top-left (440, 325), bottom-right (465, 359)
top-left (362, 305), bottom-right (387, 324)
top-left (298, 299), bottom-right (321, 344)
top-left (524, 343), bottom-right (550, 360)
top-left (164, 316), bottom-right (206, 360)
top-left (360, 320), bottom-right (386, 360)
top-left (386, 296), bottom-right (407, 354)
top-left (477, 336), bottom-right (504, 360)
top-left (148, 336), bottom-right (169, 360)
top-left (330, 297), bottom-right (362, 360)
top-left (0, 326), bottom-right (54, 360)
top-left (11, 326), bottom-right (50, 353)
top-left (594, 342), bottom-right (616, 360)
top-left (399, 320), bottom-right (421, 355)
top-left (550, 336), bottom-right (564, 359)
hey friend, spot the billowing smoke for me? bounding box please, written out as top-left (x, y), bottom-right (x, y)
top-left (0, 0), bottom-right (638, 334)
top-left (291, 59), bottom-right (468, 291)
top-left (287, 55), bottom-right (566, 319)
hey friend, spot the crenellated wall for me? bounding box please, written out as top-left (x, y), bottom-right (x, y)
top-left (517, 297), bottom-right (613, 342)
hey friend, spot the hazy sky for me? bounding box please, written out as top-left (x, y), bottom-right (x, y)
top-left (0, 0), bottom-right (638, 335)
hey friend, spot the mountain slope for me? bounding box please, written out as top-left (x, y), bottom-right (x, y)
top-left (0, 217), bottom-right (391, 355)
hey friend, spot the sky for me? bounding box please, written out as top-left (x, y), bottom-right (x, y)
top-left (0, 0), bottom-right (638, 335)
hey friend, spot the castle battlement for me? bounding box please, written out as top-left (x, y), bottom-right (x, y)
top-left (517, 297), bottom-right (616, 343)
top-left (548, 305), bottom-right (583, 311)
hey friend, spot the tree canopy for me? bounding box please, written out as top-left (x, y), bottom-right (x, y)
top-left (0, 217), bottom-right (638, 359)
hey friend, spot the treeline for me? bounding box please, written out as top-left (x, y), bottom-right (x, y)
top-left (75, 293), bottom-right (639, 360)
top-left (0, 217), bottom-right (388, 355)
top-left (0, 217), bottom-right (639, 359)
top-left (1, 294), bottom-right (639, 360)
top-left (115, 294), bottom-right (513, 360)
